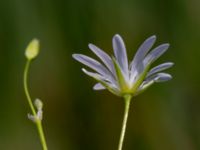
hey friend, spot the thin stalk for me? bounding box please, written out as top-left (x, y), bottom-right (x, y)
top-left (36, 121), bottom-right (48, 150)
top-left (117, 94), bottom-right (132, 150)
top-left (23, 60), bottom-right (48, 150)
top-left (24, 61), bottom-right (37, 116)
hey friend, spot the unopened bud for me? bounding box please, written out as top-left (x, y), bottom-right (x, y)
top-left (25, 39), bottom-right (40, 60)
top-left (34, 98), bottom-right (43, 110)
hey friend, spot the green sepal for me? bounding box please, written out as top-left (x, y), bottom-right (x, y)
top-left (95, 78), bottom-right (120, 96)
top-left (96, 79), bottom-right (121, 96)
top-left (82, 69), bottom-right (120, 96)
top-left (130, 63), bottom-right (151, 94)
top-left (112, 57), bottom-right (128, 93)
top-left (134, 80), bottom-right (154, 96)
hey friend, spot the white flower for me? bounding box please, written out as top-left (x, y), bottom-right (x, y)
top-left (73, 34), bottom-right (173, 97)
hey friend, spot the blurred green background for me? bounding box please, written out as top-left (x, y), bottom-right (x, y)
top-left (0, 0), bottom-right (200, 149)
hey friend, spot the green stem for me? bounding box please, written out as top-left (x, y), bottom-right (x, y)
top-left (23, 60), bottom-right (48, 150)
top-left (36, 121), bottom-right (48, 150)
top-left (24, 61), bottom-right (37, 116)
top-left (117, 94), bottom-right (132, 150)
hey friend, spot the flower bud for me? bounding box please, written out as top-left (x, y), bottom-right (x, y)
top-left (34, 98), bottom-right (43, 110)
top-left (25, 39), bottom-right (40, 60)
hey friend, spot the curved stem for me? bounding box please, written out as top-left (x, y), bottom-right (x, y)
top-left (117, 94), bottom-right (132, 150)
top-left (23, 60), bottom-right (48, 150)
top-left (24, 60), bottom-right (37, 116)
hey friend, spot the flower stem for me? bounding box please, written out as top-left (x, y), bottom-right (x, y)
top-left (117, 94), bottom-right (132, 150)
top-left (24, 61), bottom-right (37, 116)
top-left (23, 60), bottom-right (48, 150)
top-left (36, 121), bottom-right (48, 150)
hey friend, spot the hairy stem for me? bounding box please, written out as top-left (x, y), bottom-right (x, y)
top-left (117, 94), bottom-right (132, 150)
top-left (23, 60), bottom-right (48, 150)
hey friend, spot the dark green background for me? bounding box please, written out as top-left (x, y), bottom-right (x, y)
top-left (0, 0), bottom-right (200, 149)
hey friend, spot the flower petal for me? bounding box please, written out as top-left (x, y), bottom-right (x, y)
top-left (88, 43), bottom-right (116, 76)
top-left (93, 83), bottom-right (106, 90)
top-left (130, 35), bottom-right (156, 82)
top-left (82, 68), bottom-right (104, 79)
top-left (112, 34), bottom-right (129, 76)
top-left (147, 62), bottom-right (174, 77)
top-left (154, 73), bottom-right (172, 82)
top-left (134, 80), bottom-right (154, 96)
top-left (144, 43), bottom-right (170, 66)
top-left (72, 54), bottom-right (111, 78)
top-left (130, 62), bottom-right (151, 93)
top-left (131, 43), bottom-right (169, 84)
top-left (130, 35), bottom-right (156, 69)
top-left (82, 68), bottom-right (120, 96)
top-left (135, 72), bottom-right (172, 96)
top-left (146, 72), bottom-right (172, 83)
